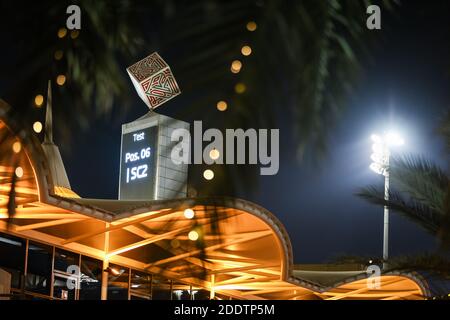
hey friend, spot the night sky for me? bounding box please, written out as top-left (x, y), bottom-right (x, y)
top-left (59, 1), bottom-right (449, 263)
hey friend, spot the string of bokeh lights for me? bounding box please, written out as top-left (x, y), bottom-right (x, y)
top-left (203, 20), bottom-right (257, 183)
top-left (13, 27), bottom-right (77, 179)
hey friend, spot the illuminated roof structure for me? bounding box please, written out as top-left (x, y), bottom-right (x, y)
top-left (0, 99), bottom-right (439, 300)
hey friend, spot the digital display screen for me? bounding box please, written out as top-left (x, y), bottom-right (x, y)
top-left (119, 126), bottom-right (158, 200)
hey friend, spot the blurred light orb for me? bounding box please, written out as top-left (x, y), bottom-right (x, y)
top-left (170, 239), bottom-right (180, 248)
top-left (57, 28), bottom-right (67, 38)
top-left (203, 169), bottom-right (214, 180)
top-left (235, 83), bottom-right (246, 94)
top-left (209, 148), bottom-right (220, 160)
top-left (15, 166), bottom-right (24, 178)
top-left (33, 121), bottom-right (43, 133)
top-left (70, 30), bottom-right (80, 39)
top-left (217, 101), bottom-right (227, 111)
top-left (241, 45), bottom-right (252, 56)
top-left (231, 60), bottom-right (242, 73)
top-left (188, 230), bottom-right (199, 241)
top-left (246, 21), bottom-right (257, 31)
top-left (54, 50), bottom-right (64, 60)
top-left (12, 141), bottom-right (21, 154)
top-left (56, 74), bottom-right (66, 86)
top-left (184, 208), bottom-right (195, 219)
top-left (34, 95), bottom-right (44, 107)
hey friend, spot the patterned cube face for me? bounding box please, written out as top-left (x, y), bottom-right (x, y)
top-left (127, 52), bottom-right (181, 109)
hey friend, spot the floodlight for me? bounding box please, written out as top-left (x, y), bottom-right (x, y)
top-left (385, 131), bottom-right (404, 146)
top-left (372, 143), bottom-right (384, 154)
top-left (371, 134), bottom-right (381, 143)
top-left (370, 162), bottom-right (384, 175)
top-left (368, 130), bottom-right (405, 269)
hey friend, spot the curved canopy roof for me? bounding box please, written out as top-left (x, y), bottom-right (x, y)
top-left (0, 99), bottom-right (430, 300)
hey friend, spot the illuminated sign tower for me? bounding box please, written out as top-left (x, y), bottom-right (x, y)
top-left (119, 53), bottom-right (189, 200)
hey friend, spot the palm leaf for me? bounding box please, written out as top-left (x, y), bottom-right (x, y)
top-left (390, 154), bottom-right (448, 214)
top-left (437, 110), bottom-right (450, 154)
top-left (387, 253), bottom-right (450, 277)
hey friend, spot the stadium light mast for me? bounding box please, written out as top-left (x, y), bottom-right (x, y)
top-left (370, 131), bottom-right (404, 269)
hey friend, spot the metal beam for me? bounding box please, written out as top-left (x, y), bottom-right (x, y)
top-left (208, 263), bottom-right (280, 275)
top-left (324, 277), bottom-right (409, 300)
top-left (206, 255), bottom-right (260, 264)
top-left (145, 230), bottom-right (272, 268)
top-left (216, 275), bottom-right (278, 287)
top-left (107, 225), bottom-right (192, 257)
top-left (61, 209), bottom-right (178, 245)
top-left (0, 213), bottom-right (84, 219)
top-left (14, 218), bottom-right (85, 231)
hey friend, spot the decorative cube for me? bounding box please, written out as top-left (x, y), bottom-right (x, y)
top-left (127, 52), bottom-right (181, 110)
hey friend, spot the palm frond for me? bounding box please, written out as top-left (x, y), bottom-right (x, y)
top-left (390, 154), bottom-right (449, 214)
top-left (387, 253), bottom-right (450, 276)
top-left (356, 185), bottom-right (442, 236)
top-left (437, 110), bottom-right (450, 154)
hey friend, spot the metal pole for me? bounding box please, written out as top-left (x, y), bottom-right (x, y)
top-left (383, 150), bottom-right (390, 269)
top-left (210, 274), bottom-right (215, 300)
top-left (101, 222), bottom-right (110, 300)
